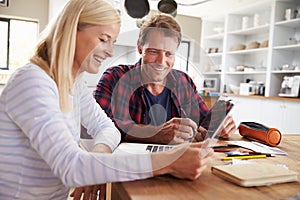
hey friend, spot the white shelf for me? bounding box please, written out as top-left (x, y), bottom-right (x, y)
top-left (200, 0), bottom-right (300, 98)
top-left (227, 48), bottom-right (268, 55)
top-left (203, 72), bottom-right (222, 75)
top-left (207, 52), bottom-right (223, 57)
top-left (200, 0), bottom-right (300, 135)
top-left (228, 25), bottom-right (270, 35)
top-left (275, 18), bottom-right (300, 28)
top-left (273, 44), bottom-right (300, 51)
top-left (272, 70), bottom-right (300, 74)
top-left (226, 71), bottom-right (267, 75)
top-left (204, 34), bottom-right (224, 40)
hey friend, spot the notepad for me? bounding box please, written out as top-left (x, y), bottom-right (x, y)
top-left (211, 163), bottom-right (299, 187)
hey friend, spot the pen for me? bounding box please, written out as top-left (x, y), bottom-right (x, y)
top-left (222, 154), bottom-right (267, 160)
top-left (180, 108), bottom-right (188, 118)
top-left (225, 151), bottom-right (274, 157)
top-left (226, 153), bottom-right (273, 157)
top-left (180, 108), bottom-right (197, 141)
top-left (214, 149), bottom-right (230, 153)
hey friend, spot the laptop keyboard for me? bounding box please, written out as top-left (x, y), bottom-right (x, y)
top-left (145, 145), bottom-right (173, 152)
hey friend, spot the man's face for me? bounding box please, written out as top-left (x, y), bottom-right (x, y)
top-left (138, 29), bottom-right (178, 84)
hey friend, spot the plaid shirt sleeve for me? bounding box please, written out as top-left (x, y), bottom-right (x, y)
top-left (171, 70), bottom-right (209, 126)
top-left (94, 65), bottom-right (139, 140)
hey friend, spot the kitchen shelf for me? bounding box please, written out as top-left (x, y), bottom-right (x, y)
top-left (272, 70), bottom-right (300, 74)
top-left (204, 34), bottom-right (224, 40)
top-left (203, 72), bottom-right (222, 75)
top-left (226, 71), bottom-right (267, 75)
top-left (207, 52), bottom-right (223, 57)
top-left (200, 0), bottom-right (300, 98)
top-left (228, 24), bottom-right (270, 35)
top-left (275, 18), bottom-right (300, 27)
top-left (273, 44), bottom-right (300, 50)
top-left (227, 48), bottom-right (268, 55)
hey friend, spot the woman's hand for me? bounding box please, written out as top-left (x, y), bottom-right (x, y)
top-left (70, 184), bottom-right (106, 200)
top-left (151, 140), bottom-right (213, 180)
top-left (70, 143), bottom-right (112, 200)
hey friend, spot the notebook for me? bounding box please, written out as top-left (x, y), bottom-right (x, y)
top-left (113, 96), bottom-right (234, 154)
top-left (211, 162), bottom-right (299, 187)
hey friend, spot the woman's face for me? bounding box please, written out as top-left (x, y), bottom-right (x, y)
top-left (74, 23), bottom-right (120, 76)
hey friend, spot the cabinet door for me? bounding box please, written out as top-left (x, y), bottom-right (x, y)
top-left (282, 101), bottom-right (300, 134)
top-left (259, 100), bottom-right (284, 131)
top-left (257, 99), bottom-right (300, 134)
top-left (230, 96), bottom-right (261, 125)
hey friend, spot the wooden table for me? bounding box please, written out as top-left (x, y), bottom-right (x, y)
top-left (111, 134), bottom-right (300, 200)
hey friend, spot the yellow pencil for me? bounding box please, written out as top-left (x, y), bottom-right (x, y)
top-left (222, 154), bottom-right (267, 160)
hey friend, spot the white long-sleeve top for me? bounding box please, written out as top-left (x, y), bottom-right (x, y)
top-left (0, 64), bottom-right (153, 199)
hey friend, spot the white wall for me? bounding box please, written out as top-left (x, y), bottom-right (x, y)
top-left (0, 0), bottom-right (49, 32)
top-left (48, 0), bottom-right (68, 20)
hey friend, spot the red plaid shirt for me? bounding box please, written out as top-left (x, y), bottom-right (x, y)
top-left (94, 60), bottom-right (209, 140)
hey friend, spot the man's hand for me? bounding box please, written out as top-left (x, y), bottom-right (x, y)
top-left (218, 115), bottom-right (236, 139)
top-left (125, 117), bottom-right (198, 144)
top-left (156, 117), bottom-right (198, 144)
top-left (192, 116), bottom-right (236, 142)
top-left (193, 126), bottom-right (208, 142)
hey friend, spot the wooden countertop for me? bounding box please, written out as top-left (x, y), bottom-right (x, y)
top-left (222, 93), bottom-right (300, 102)
top-left (200, 93), bottom-right (300, 102)
top-left (111, 134), bottom-right (300, 200)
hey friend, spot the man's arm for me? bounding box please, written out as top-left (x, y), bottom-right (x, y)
top-left (94, 66), bottom-right (128, 139)
top-left (125, 117), bottom-right (197, 144)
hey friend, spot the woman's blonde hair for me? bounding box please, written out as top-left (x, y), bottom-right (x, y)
top-left (30, 0), bottom-right (120, 112)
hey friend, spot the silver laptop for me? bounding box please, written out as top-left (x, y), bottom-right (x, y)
top-left (113, 142), bottom-right (174, 154)
top-left (79, 139), bottom-right (174, 154)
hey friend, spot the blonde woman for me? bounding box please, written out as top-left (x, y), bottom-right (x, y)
top-left (0, 0), bottom-right (213, 199)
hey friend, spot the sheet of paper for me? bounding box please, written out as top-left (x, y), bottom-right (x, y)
top-left (223, 141), bottom-right (287, 155)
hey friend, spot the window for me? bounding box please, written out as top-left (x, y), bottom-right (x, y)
top-left (174, 40), bottom-right (190, 73)
top-left (0, 17), bottom-right (38, 71)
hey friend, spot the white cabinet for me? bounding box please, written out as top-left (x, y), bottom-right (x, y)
top-left (230, 96), bottom-right (300, 134)
top-left (259, 99), bottom-right (285, 131)
top-left (199, 16), bottom-right (225, 92)
top-left (259, 99), bottom-right (300, 134)
top-left (271, 1), bottom-right (300, 96)
top-left (200, 0), bottom-right (300, 98)
top-left (201, 0), bottom-right (300, 134)
top-left (281, 100), bottom-right (300, 134)
top-left (230, 96), bottom-right (261, 125)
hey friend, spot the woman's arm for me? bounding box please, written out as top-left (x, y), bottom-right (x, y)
top-left (152, 141), bottom-right (213, 180)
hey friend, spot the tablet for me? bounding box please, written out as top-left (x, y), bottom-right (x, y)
top-left (201, 95), bottom-right (235, 140)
